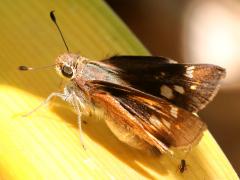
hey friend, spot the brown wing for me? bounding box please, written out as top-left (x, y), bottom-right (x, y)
top-left (87, 80), bottom-right (206, 153)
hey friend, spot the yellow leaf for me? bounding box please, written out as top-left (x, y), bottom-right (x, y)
top-left (0, 1), bottom-right (238, 179)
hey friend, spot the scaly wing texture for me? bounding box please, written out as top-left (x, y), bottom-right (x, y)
top-left (88, 81), bottom-right (206, 153)
top-left (101, 56), bottom-right (226, 112)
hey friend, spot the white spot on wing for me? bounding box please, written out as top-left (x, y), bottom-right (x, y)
top-left (185, 66), bottom-right (195, 78)
top-left (192, 112), bottom-right (199, 117)
top-left (169, 59), bottom-right (178, 64)
top-left (160, 85), bottom-right (174, 99)
top-left (170, 105), bottom-right (178, 118)
top-left (174, 85), bottom-right (185, 94)
top-left (190, 85), bottom-right (197, 90)
top-left (149, 115), bottom-right (162, 128)
top-left (161, 118), bottom-right (171, 128)
top-left (161, 72), bottom-right (166, 76)
top-left (155, 72), bottom-right (165, 79)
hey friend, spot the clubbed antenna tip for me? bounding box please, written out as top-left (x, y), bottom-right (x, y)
top-left (50, 10), bottom-right (69, 52)
top-left (18, 66), bottom-right (33, 71)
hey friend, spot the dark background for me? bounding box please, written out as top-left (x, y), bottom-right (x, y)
top-left (107, 0), bottom-right (240, 175)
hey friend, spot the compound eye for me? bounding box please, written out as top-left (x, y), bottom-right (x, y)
top-left (61, 65), bottom-right (73, 78)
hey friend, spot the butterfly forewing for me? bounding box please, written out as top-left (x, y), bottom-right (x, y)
top-left (87, 80), bottom-right (206, 153)
top-left (101, 56), bottom-right (226, 112)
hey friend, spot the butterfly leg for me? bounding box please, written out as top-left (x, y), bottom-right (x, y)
top-left (71, 94), bottom-right (86, 150)
top-left (22, 92), bottom-right (66, 117)
top-left (77, 108), bottom-right (85, 150)
top-left (75, 98), bottom-right (86, 150)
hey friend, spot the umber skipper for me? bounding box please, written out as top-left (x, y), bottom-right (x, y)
top-left (19, 11), bottom-right (226, 154)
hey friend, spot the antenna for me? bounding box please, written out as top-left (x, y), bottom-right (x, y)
top-left (18, 64), bottom-right (56, 71)
top-left (50, 10), bottom-right (69, 52)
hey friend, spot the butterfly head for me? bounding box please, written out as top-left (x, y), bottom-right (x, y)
top-left (55, 53), bottom-right (87, 79)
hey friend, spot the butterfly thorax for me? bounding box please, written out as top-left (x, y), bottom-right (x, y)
top-left (55, 53), bottom-right (127, 88)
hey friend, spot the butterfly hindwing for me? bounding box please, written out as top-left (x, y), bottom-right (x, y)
top-left (87, 80), bottom-right (206, 153)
